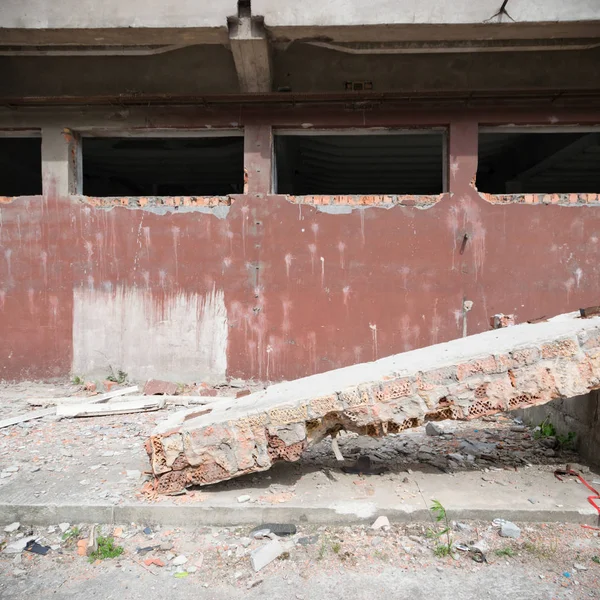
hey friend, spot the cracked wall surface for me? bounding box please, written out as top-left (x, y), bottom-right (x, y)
top-left (146, 312), bottom-right (600, 493)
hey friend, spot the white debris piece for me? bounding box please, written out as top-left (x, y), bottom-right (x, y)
top-left (4, 522), bottom-right (20, 533)
top-left (250, 539), bottom-right (285, 572)
top-left (499, 521), bottom-right (521, 539)
top-left (371, 516), bottom-right (390, 530)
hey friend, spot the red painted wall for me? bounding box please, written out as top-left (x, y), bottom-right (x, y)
top-left (1, 110), bottom-right (599, 382)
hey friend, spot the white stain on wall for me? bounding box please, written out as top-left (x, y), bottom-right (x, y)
top-left (72, 285), bottom-right (228, 383)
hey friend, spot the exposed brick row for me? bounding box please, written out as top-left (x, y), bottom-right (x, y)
top-left (482, 192), bottom-right (600, 206)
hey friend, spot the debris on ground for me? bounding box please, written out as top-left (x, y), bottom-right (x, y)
top-left (251, 539), bottom-right (287, 572)
top-left (0, 519), bottom-right (599, 597)
top-left (24, 540), bottom-right (50, 556)
top-left (371, 516), bottom-right (390, 530)
top-left (143, 380), bottom-right (179, 396)
top-left (499, 521), bottom-right (522, 539)
top-left (250, 524), bottom-right (297, 537)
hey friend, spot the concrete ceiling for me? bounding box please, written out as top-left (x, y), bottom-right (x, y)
top-left (0, 0), bottom-right (599, 100)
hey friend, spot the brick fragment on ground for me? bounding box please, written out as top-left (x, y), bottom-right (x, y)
top-left (144, 379), bottom-right (179, 396)
top-left (146, 312), bottom-right (600, 494)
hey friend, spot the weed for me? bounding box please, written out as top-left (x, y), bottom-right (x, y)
top-left (331, 542), bottom-right (341, 554)
top-left (592, 556), bottom-right (600, 564)
top-left (434, 544), bottom-right (452, 557)
top-left (72, 375), bottom-right (84, 386)
top-left (495, 547), bottom-right (516, 558)
top-left (317, 542), bottom-right (327, 560)
top-left (522, 540), bottom-right (557, 559)
top-left (430, 499), bottom-right (453, 558)
top-left (88, 537), bottom-right (124, 562)
top-left (62, 526), bottom-right (80, 542)
top-left (534, 418), bottom-right (556, 439)
top-left (556, 431), bottom-right (577, 451)
top-left (106, 367), bottom-right (128, 384)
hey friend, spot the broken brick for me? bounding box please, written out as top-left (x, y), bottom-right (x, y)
top-left (144, 379), bottom-right (179, 396)
top-left (144, 557), bottom-right (165, 567)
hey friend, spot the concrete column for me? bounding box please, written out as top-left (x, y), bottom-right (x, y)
top-left (41, 127), bottom-right (82, 197)
top-left (244, 125), bottom-right (273, 194)
top-left (448, 118), bottom-right (478, 196)
top-left (228, 16), bottom-right (272, 93)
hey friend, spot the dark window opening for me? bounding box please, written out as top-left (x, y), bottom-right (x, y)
top-left (82, 137), bottom-right (244, 196)
top-left (274, 133), bottom-right (444, 195)
top-left (0, 138), bottom-right (42, 196)
top-left (477, 131), bottom-right (600, 194)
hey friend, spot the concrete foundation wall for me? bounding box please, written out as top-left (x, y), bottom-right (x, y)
top-left (517, 391), bottom-right (600, 467)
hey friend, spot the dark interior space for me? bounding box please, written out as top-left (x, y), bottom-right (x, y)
top-left (274, 133), bottom-right (444, 195)
top-left (82, 136), bottom-right (245, 196)
top-left (477, 131), bottom-right (600, 194)
top-left (0, 137), bottom-right (42, 196)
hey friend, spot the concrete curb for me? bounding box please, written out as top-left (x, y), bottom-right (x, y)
top-left (1, 503), bottom-right (598, 528)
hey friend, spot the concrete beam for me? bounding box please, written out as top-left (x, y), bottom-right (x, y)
top-left (228, 16), bottom-right (272, 93)
top-left (147, 311), bottom-right (600, 493)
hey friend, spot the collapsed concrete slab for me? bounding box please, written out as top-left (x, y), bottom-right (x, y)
top-left (146, 312), bottom-right (600, 493)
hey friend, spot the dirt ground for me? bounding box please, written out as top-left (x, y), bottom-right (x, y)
top-left (0, 381), bottom-right (599, 598)
top-left (0, 519), bottom-right (599, 599)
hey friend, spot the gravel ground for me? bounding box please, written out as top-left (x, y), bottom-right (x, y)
top-left (1, 380), bottom-right (599, 599)
top-left (0, 519), bottom-right (599, 599)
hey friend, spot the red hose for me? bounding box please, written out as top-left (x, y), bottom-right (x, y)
top-left (554, 467), bottom-right (600, 530)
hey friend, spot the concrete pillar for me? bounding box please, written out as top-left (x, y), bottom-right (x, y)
top-left (448, 118), bottom-right (478, 196)
top-left (244, 125), bottom-right (273, 194)
top-left (41, 127), bottom-right (82, 197)
top-left (228, 16), bottom-right (272, 93)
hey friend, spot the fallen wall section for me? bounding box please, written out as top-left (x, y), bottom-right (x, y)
top-left (147, 312), bottom-right (600, 493)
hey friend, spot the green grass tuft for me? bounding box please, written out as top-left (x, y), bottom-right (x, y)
top-left (88, 536), bottom-right (124, 562)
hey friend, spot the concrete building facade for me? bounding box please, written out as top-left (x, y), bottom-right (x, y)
top-left (1, 1), bottom-right (600, 387)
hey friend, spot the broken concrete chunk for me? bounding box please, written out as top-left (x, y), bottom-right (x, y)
top-left (499, 522), bottom-right (521, 539)
top-left (3, 536), bottom-right (37, 554)
top-left (371, 516), bottom-right (390, 530)
top-left (146, 311), bottom-right (600, 492)
top-left (4, 522), bottom-right (20, 533)
top-left (250, 539), bottom-right (285, 572)
top-left (425, 422), bottom-right (444, 436)
top-left (86, 525), bottom-right (98, 556)
top-left (172, 555), bottom-right (188, 566)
